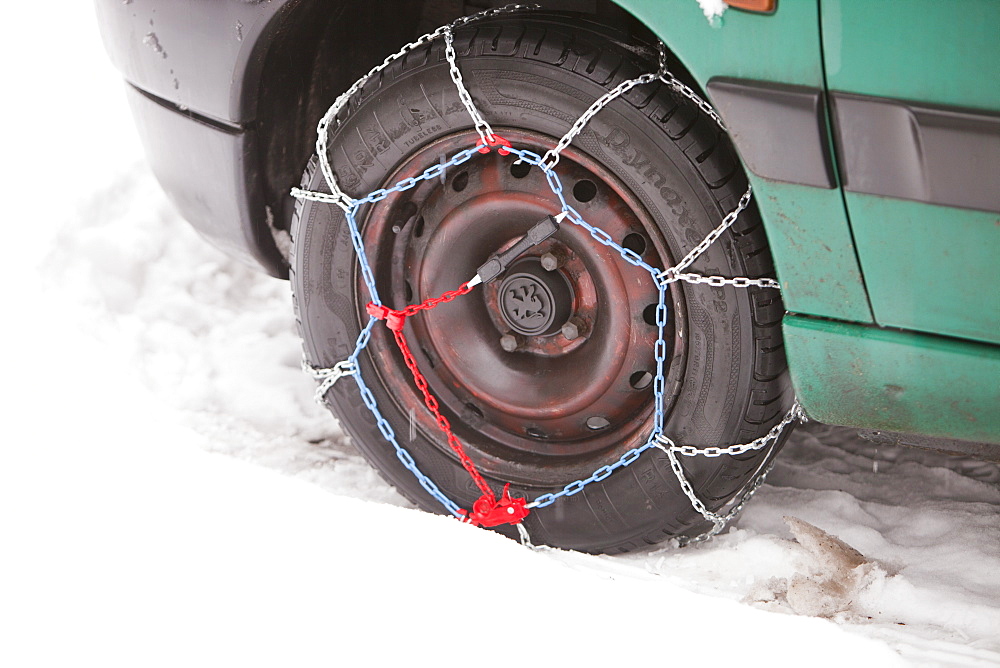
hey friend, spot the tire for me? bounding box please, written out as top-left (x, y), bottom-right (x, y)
top-left (291, 14), bottom-right (792, 553)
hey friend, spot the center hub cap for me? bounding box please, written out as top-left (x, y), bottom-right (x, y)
top-left (498, 259), bottom-right (572, 336)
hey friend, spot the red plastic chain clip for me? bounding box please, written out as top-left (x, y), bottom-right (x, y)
top-left (466, 484), bottom-right (529, 527)
top-left (476, 133), bottom-right (512, 156)
top-left (365, 303), bottom-right (405, 331)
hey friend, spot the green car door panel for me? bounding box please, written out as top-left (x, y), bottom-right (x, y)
top-left (843, 194), bottom-right (1000, 346)
top-left (820, 0), bottom-right (1000, 345)
top-left (614, 0), bottom-right (999, 441)
top-left (821, 0), bottom-right (1000, 112)
top-left (702, 78), bottom-right (873, 323)
top-left (617, 0), bottom-right (874, 324)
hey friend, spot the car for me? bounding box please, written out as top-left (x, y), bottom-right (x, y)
top-left (95, 0), bottom-right (1000, 552)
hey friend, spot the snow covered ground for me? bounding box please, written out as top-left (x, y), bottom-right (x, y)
top-left (3, 5), bottom-right (998, 666)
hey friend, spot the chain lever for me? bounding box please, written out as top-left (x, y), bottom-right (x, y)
top-left (473, 213), bottom-right (564, 285)
top-left (467, 484), bottom-right (530, 527)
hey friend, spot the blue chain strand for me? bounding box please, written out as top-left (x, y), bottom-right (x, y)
top-left (498, 148), bottom-right (676, 509)
top-left (334, 149), bottom-right (489, 518)
top-left (304, 143), bottom-right (726, 517)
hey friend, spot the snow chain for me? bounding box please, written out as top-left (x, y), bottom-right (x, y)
top-left (291, 4), bottom-right (805, 547)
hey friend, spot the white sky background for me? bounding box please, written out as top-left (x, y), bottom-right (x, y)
top-left (1, 4), bottom-right (997, 667)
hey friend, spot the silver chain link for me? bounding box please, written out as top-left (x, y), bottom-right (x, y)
top-left (303, 358), bottom-right (357, 405)
top-left (311, 25), bottom-right (448, 209)
top-left (541, 72), bottom-right (660, 169)
top-left (450, 3), bottom-right (540, 27)
top-left (660, 72), bottom-right (729, 132)
top-left (659, 185), bottom-right (754, 284)
top-left (443, 27), bottom-right (495, 145)
top-left (655, 43), bottom-right (729, 132)
top-left (305, 4), bottom-right (537, 209)
top-left (516, 522), bottom-right (551, 551)
top-left (655, 402), bottom-right (805, 458)
top-left (655, 403), bottom-right (806, 544)
top-left (538, 44), bottom-right (771, 292)
top-left (672, 273), bottom-right (781, 290)
top-left (678, 459), bottom-right (779, 546)
top-left (294, 10), bottom-right (799, 548)
top-left (446, 4), bottom-right (542, 148)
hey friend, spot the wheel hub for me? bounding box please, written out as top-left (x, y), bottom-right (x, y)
top-left (498, 259), bottom-right (572, 337)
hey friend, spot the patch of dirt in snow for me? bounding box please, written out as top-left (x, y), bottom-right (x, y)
top-left (748, 516), bottom-right (888, 619)
top-left (630, 423), bottom-right (1000, 662)
top-left (50, 157), bottom-right (1000, 666)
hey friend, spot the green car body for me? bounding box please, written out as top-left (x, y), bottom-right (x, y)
top-left (622, 0), bottom-right (1000, 446)
top-left (97, 0), bottom-right (999, 448)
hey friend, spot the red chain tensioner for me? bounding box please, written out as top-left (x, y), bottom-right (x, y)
top-left (366, 284), bottom-right (530, 528)
top-left (476, 133), bottom-right (512, 155)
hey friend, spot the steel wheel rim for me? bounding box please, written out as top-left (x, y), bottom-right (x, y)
top-left (356, 129), bottom-right (686, 485)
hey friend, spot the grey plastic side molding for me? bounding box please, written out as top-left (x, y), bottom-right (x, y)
top-left (830, 93), bottom-right (1000, 214)
top-left (707, 78), bottom-right (836, 189)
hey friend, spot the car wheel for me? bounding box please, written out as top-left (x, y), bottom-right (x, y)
top-left (291, 15), bottom-right (791, 552)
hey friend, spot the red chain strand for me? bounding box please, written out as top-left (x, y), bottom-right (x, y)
top-left (391, 323), bottom-right (493, 498)
top-left (366, 283), bottom-right (529, 527)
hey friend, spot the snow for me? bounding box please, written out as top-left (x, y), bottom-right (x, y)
top-left (697, 0), bottom-right (728, 23)
top-left (4, 4), bottom-right (999, 666)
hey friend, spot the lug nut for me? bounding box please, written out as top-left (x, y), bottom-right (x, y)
top-left (500, 333), bottom-right (522, 352)
top-left (561, 317), bottom-right (586, 341)
top-left (540, 252), bottom-right (560, 272)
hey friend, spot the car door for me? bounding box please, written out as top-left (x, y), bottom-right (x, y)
top-left (821, 0), bottom-right (1000, 345)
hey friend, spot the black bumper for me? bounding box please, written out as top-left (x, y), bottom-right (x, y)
top-left (95, 0), bottom-right (296, 277)
top-left (125, 86), bottom-right (285, 275)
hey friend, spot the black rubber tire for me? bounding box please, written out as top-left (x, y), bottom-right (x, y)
top-left (290, 15), bottom-right (792, 553)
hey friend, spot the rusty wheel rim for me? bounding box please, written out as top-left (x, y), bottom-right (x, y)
top-left (358, 129), bottom-right (684, 485)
